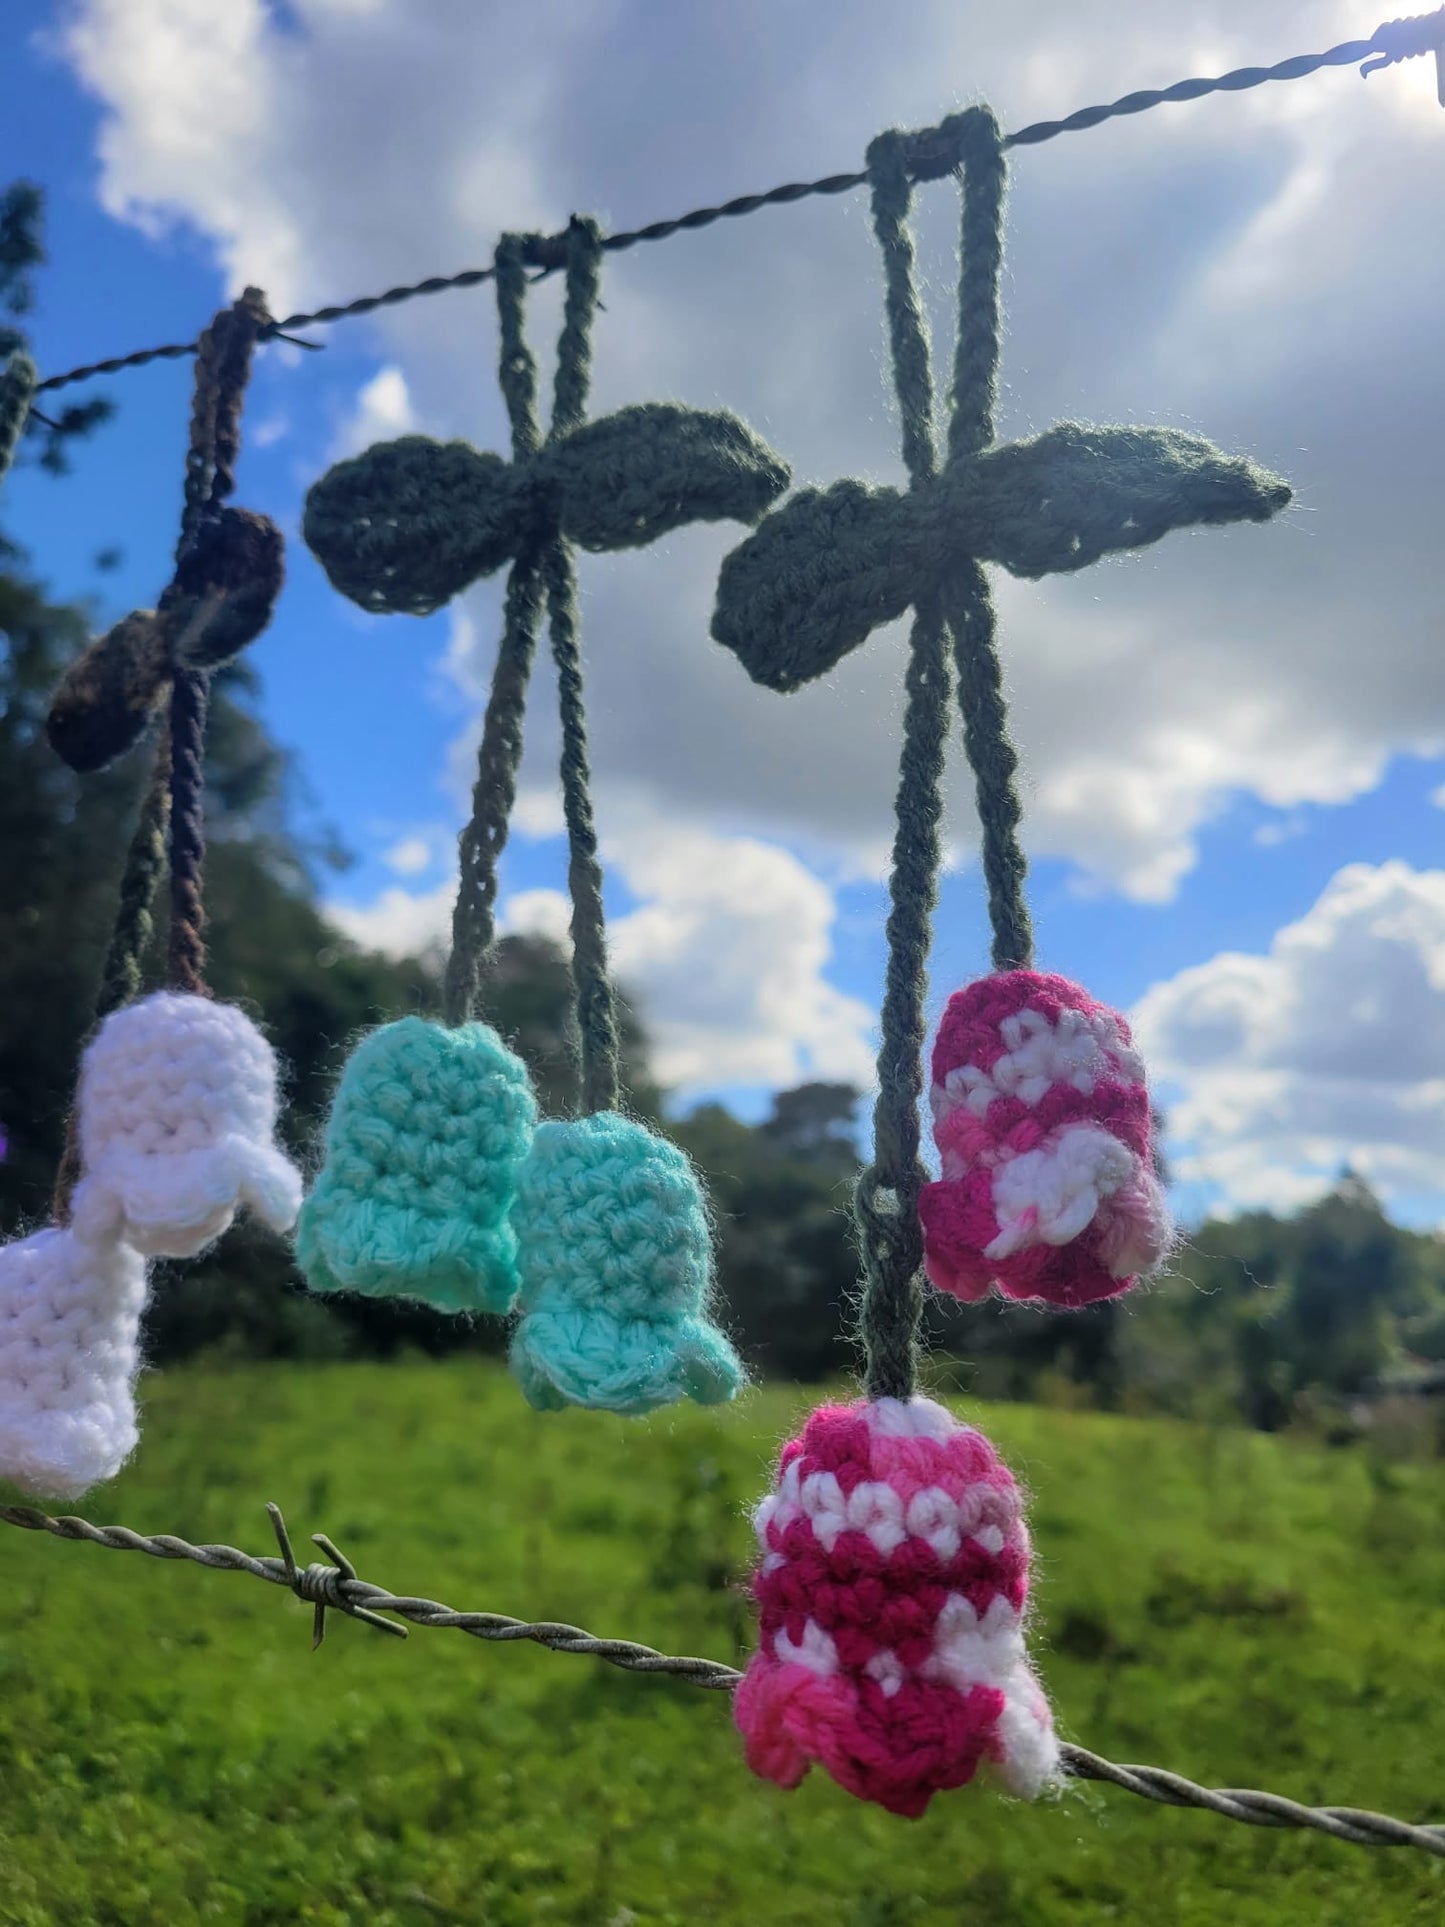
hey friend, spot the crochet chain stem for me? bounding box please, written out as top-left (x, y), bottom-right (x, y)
top-left (545, 218), bottom-right (622, 1116)
top-left (444, 239), bottom-right (547, 1026)
top-left (944, 112), bottom-right (1033, 974)
top-left (946, 561), bottom-right (1033, 973)
top-left (544, 534), bottom-right (621, 1114)
top-left (855, 134), bottom-right (950, 1403)
top-left (3, 1502), bottom-right (1442, 1859)
top-left (165, 292), bottom-right (269, 996)
top-left (443, 553), bottom-right (546, 1026)
top-left (51, 732), bottom-right (173, 1222)
top-left (444, 217), bottom-right (624, 1119)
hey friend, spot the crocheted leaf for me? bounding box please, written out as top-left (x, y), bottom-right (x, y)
top-left (964, 423), bottom-right (1293, 580)
top-left (303, 436), bottom-right (519, 615)
top-left (546, 404), bottom-right (791, 551)
top-left (711, 480), bottom-right (913, 692)
top-left (46, 610), bottom-right (172, 773)
top-left (295, 1017), bottom-right (536, 1314)
top-left (171, 507), bottom-right (286, 667)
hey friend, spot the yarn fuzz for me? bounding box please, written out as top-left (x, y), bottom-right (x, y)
top-left (0, 1224), bottom-right (147, 1498)
top-left (509, 1113), bottom-right (744, 1414)
top-left (920, 971), bottom-right (1171, 1309)
top-left (71, 991), bottom-right (303, 1258)
top-left (735, 1396), bottom-right (1059, 1817)
top-left (296, 1017), bottom-right (537, 1313)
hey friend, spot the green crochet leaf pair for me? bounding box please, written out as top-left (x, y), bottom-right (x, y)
top-left (305, 405), bottom-right (790, 617)
top-left (712, 423), bottom-right (1291, 693)
top-left (295, 1019), bottom-right (743, 1416)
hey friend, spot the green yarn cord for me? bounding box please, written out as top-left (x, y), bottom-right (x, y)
top-left (540, 218), bottom-right (621, 1116)
top-left (853, 125), bottom-right (955, 1405)
top-left (0, 353), bottom-right (37, 491)
top-left (435, 223), bottom-right (790, 1065)
top-left (51, 728), bottom-right (172, 1223)
top-left (444, 237), bottom-right (547, 1028)
top-left (940, 110), bottom-right (1031, 972)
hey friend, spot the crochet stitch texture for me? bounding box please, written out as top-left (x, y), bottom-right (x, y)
top-left (0, 1225), bottom-right (147, 1498)
top-left (735, 1395), bottom-right (1059, 1817)
top-left (305, 404), bottom-right (789, 618)
top-left (296, 1016), bottom-right (537, 1313)
top-left (509, 1113), bottom-right (744, 1414)
top-left (920, 971), bottom-right (1171, 1308)
top-left (71, 990), bottom-right (303, 1259)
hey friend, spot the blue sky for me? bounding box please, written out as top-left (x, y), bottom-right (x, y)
top-left (4, 1), bottom-right (1445, 1226)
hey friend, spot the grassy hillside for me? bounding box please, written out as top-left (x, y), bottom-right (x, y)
top-left (1, 1361), bottom-right (1442, 1925)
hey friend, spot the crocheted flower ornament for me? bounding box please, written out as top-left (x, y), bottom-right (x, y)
top-left (736, 1395), bottom-right (1058, 1817)
top-left (296, 1017), bottom-right (537, 1314)
top-left (920, 971), bottom-right (1170, 1309)
top-left (0, 1223), bottom-right (147, 1498)
top-left (712, 423), bottom-right (1290, 693)
top-left (70, 990), bottom-right (303, 1259)
top-left (304, 405), bottom-right (790, 618)
top-left (46, 507), bottom-right (285, 773)
top-left (509, 1112), bottom-right (744, 1414)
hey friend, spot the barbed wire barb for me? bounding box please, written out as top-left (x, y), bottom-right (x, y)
top-left (3, 1499), bottom-right (1443, 1856)
top-left (29, 8), bottom-right (1445, 395)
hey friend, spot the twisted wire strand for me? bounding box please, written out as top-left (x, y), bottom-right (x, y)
top-left (2, 1501), bottom-right (1441, 1854)
top-left (30, 13), bottom-right (1443, 395)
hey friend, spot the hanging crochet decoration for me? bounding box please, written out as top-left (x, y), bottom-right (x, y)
top-left (708, 104), bottom-right (1288, 1811)
top-left (0, 291), bottom-right (302, 1498)
top-left (295, 218), bottom-right (751, 1411)
top-left (12, 25), bottom-right (1441, 1860)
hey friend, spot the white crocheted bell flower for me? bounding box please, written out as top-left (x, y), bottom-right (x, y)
top-left (0, 1223), bottom-right (147, 1498)
top-left (70, 990), bottom-right (303, 1258)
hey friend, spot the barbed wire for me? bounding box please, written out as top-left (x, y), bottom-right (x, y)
top-left (3, 1498), bottom-right (1443, 1856)
top-left (30, 8), bottom-right (1445, 395)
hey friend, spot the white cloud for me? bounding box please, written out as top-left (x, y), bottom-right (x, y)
top-left (325, 807), bottom-right (875, 1098)
top-left (1133, 862), bottom-right (1445, 1219)
top-left (382, 834), bottom-right (432, 876)
top-left (500, 887), bottom-right (572, 945)
top-left (329, 365), bottom-right (416, 461)
top-left (603, 806), bottom-right (876, 1094)
top-left (55, 2), bottom-right (1445, 947)
top-left (329, 878), bottom-right (453, 960)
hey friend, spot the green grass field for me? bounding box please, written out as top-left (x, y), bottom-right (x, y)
top-left (1, 1361), bottom-right (1442, 1925)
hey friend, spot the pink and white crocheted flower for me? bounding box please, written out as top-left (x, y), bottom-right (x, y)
top-left (735, 1396), bottom-right (1059, 1817)
top-left (71, 990), bottom-right (303, 1259)
top-left (919, 971), bottom-right (1171, 1309)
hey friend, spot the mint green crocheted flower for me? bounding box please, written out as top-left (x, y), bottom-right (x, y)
top-left (508, 1113), bottom-right (745, 1415)
top-left (296, 1017), bottom-right (536, 1314)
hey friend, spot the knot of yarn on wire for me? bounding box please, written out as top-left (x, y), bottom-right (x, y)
top-left (304, 403), bottom-right (790, 617)
top-left (45, 504), bottom-right (285, 774)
